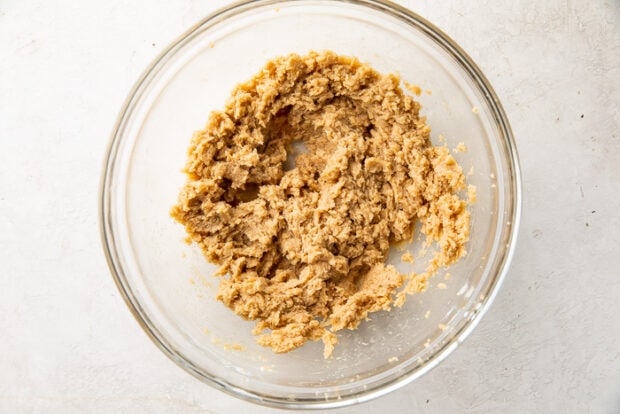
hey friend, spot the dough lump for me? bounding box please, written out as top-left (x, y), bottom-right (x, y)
top-left (171, 51), bottom-right (469, 358)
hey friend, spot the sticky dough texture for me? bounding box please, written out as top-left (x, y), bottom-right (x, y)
top-left (171, 51), bottom-right (469, 357)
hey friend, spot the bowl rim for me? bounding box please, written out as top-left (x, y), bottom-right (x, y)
top-left (99, 0), bottom-right (522, 409)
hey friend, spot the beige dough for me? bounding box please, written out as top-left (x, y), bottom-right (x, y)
top-left (171, 51), bottom-right (469, 358)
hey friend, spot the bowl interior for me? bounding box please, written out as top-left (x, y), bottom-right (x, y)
top-left (105, 0), bottom-right (518, 407)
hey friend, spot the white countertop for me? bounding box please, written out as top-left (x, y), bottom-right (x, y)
top-left (1, 1), bottom-right (619, 412)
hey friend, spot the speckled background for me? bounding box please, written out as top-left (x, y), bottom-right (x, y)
top-left (1, 1), bottom-right (618, 412)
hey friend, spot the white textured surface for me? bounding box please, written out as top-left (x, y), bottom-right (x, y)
top-left (1, 1), bottom-right (619, 412)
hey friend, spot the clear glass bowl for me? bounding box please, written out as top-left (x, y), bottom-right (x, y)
top-left (100, 0), bottom-right (521, 409)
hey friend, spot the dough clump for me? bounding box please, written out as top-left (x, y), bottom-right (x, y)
top-left (172, 51), bottom-right (469, 357)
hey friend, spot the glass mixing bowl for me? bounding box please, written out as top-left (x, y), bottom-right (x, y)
top-left (100, 0), bottom-right (521, 409)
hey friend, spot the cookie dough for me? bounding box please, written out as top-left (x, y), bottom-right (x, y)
top-left (171, 51), bottom-right (469, 358)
